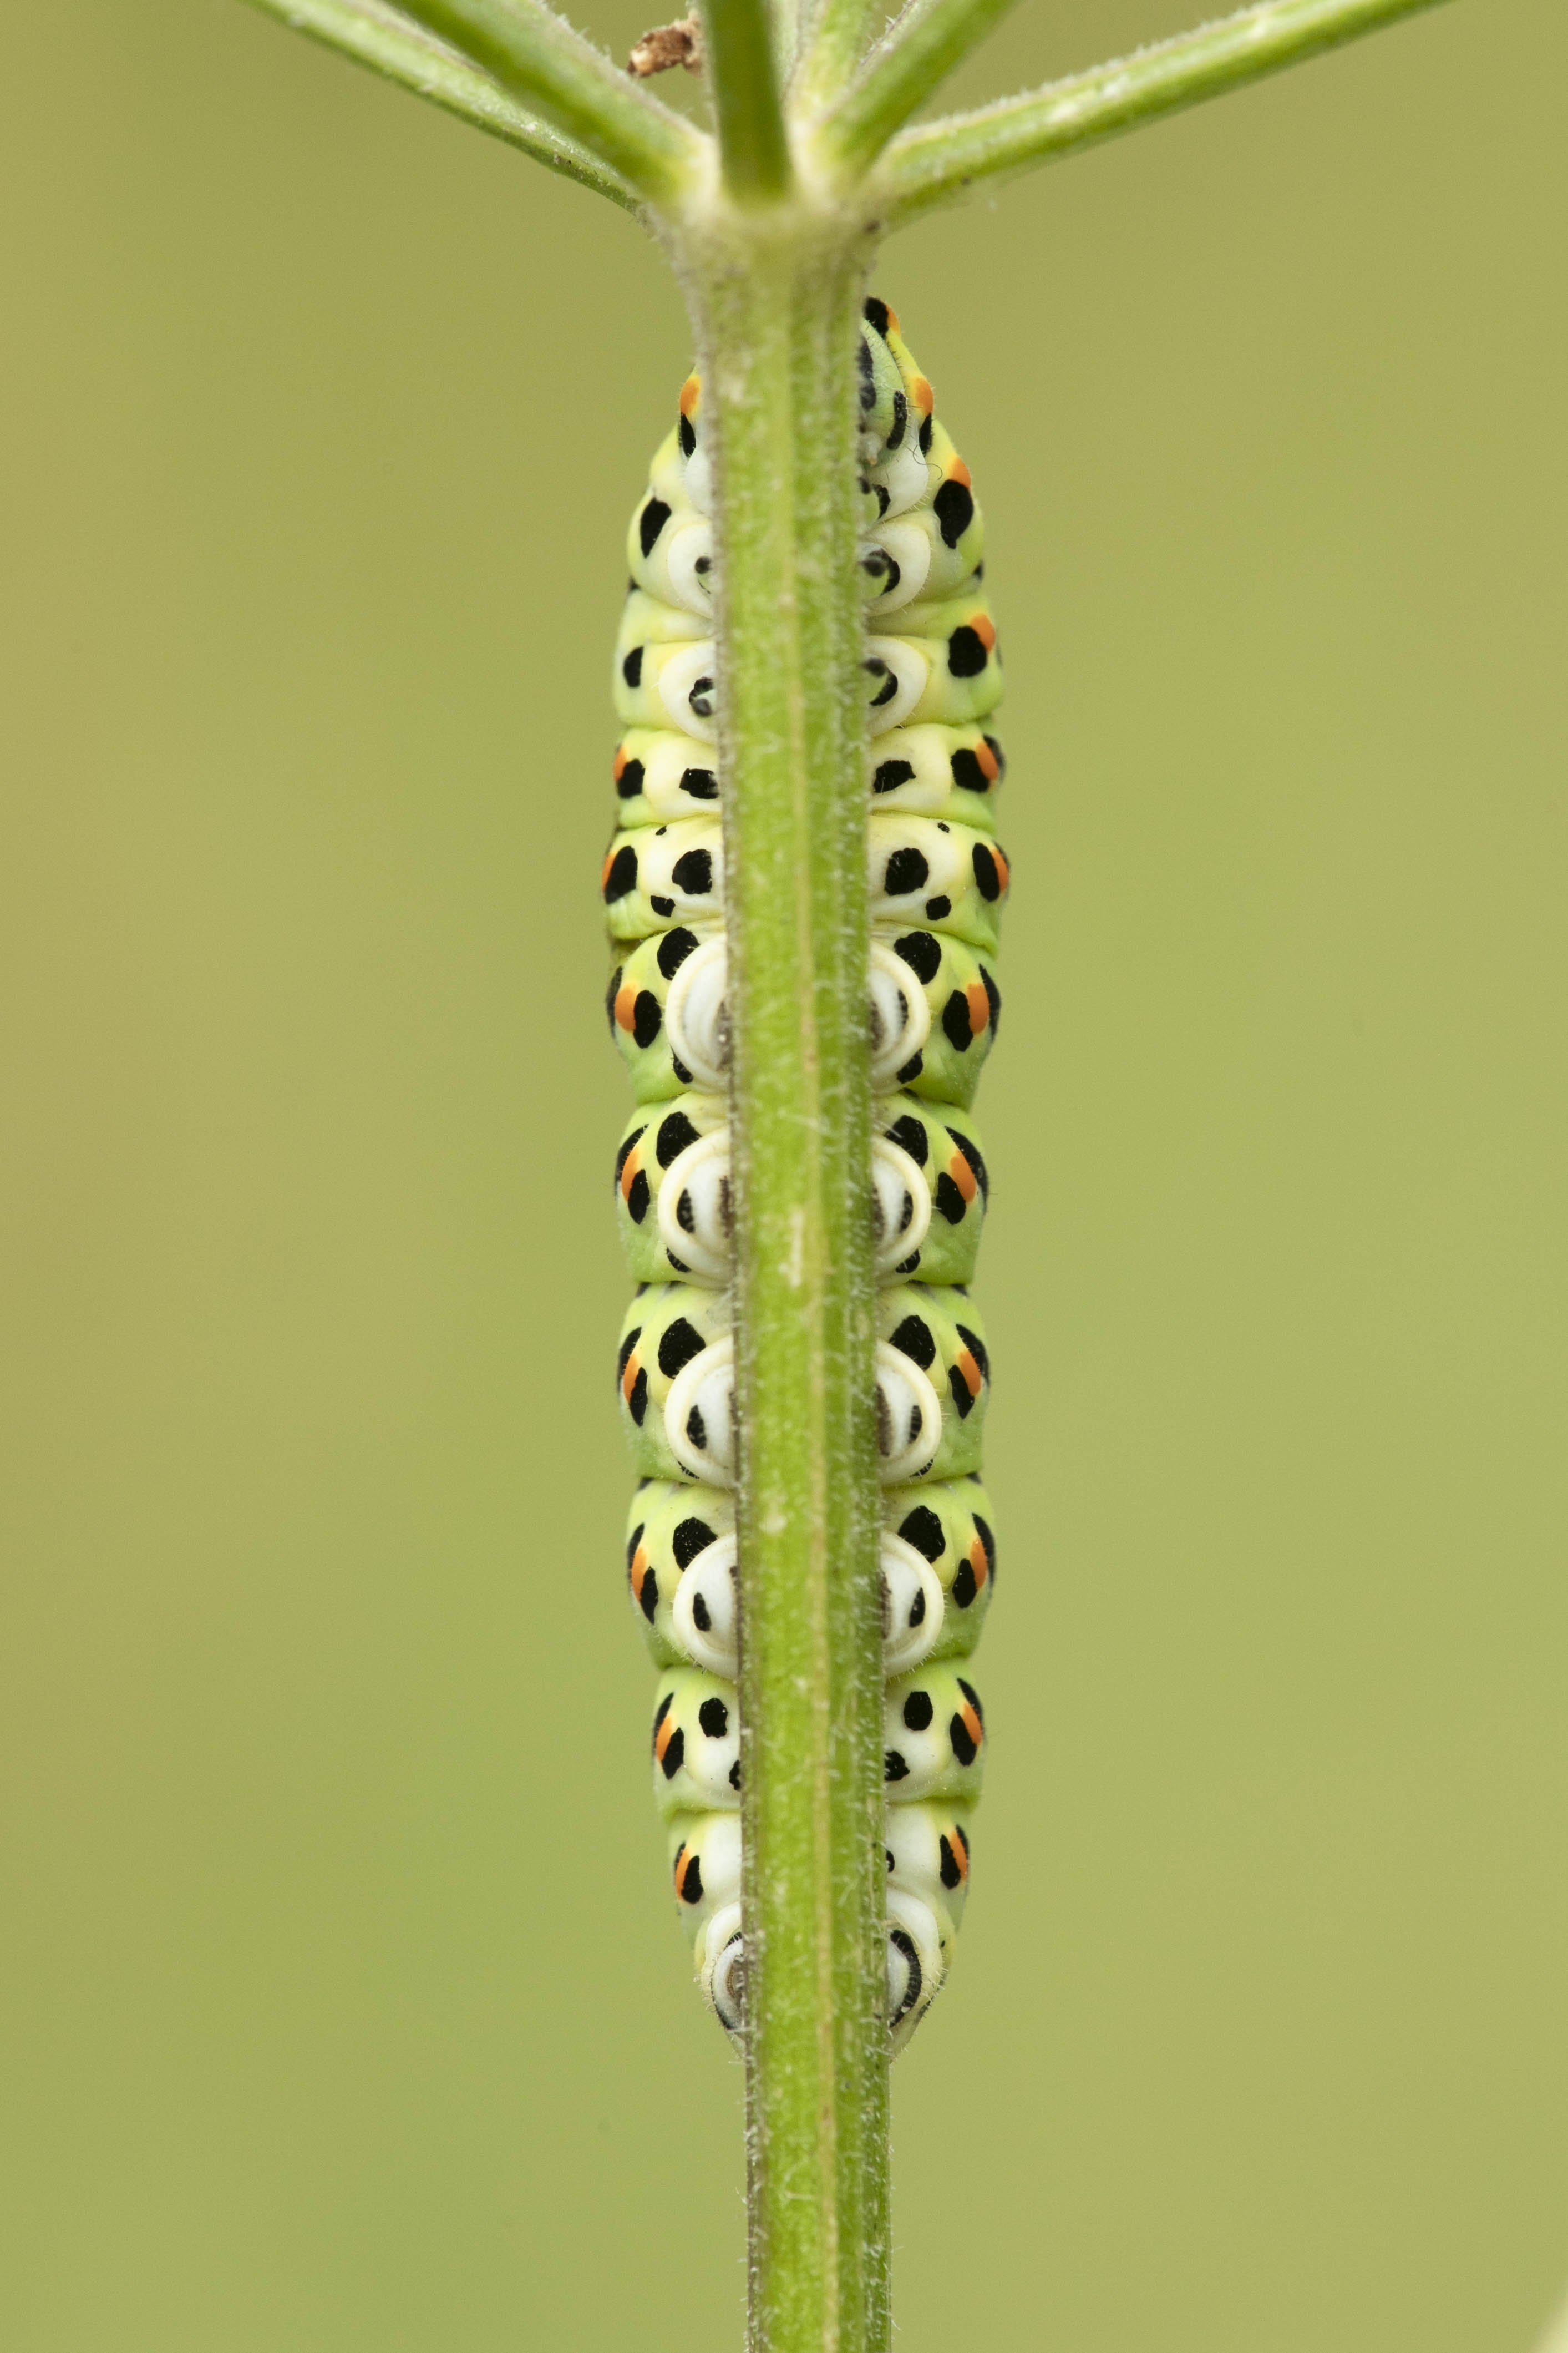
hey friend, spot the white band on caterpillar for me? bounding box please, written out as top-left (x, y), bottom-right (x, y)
top-left (874, 1338), bottom-right (942, 1484)
top-left (871, 1135), bottom-right (932, 1276)
top-left (664, 935), bottom-right (732, 1091)
top-left (672, 1531), bottom-right (740, 1679)
top-left (880, 1530), bottom-right (946, 1674)
top-left (868, 938), bottom-right (932, 1086)
top-left (665, 1333), bottom-right (738, 1485)
top-left (657, 1127), bottom-right (733, 1284)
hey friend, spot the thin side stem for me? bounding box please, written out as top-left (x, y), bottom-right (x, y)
top-left (811, 0), bottom-right (1024, 182)
top-left (701, 0), bottom-right (794, 201)
top-left (394, 0), bottom-right (706, 203)
top-left (791, 0), bottom-right (875, 115)
top-left (242, 0), bottom-right (642, 208)
top-left (877, 0), bottom-right (1455, 221)
top-left (679, 216), bottom-right (888, 2353)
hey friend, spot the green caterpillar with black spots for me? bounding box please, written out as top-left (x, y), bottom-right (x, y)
top-left (605, 296), bottom-right (1006, 2052)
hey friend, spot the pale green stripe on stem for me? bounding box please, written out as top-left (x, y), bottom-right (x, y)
top-left (242, 0), bottom-right (643, 208)
top-left (879, 0), bottom-right (1455, 221)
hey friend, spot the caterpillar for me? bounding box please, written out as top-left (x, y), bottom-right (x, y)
top-left (606, 297), bottom-right (1006, 2052)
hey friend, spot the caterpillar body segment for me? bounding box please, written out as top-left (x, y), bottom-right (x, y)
top-left (603, 808), bottom-right (1009, 952)
top-left (625, 1480), bottom-right (738, 1670)
top-left (614, 1089), bottom-right (987, 1287)
top-left (626, 1472), bottom-right (996, 1679)
top-left (869, 722), bottom-right (1006, 827)
top-left (612, 720), bottom-right (1004, 832)
top-left (885, 1800), bottom-right (975, 1941)
top-left (651, 1667), bottom-right (742, 1815)
top-left (874, 1283), bottom-right (992, 1484)
top-left (882, 1474), bottom-right (998, 1657)
top-left (608, 923), bottom-right (1001, 1109)
top-left (606, 301), bottom-right (1008, 2052)
top-left (882, 1663), bottom-right (987, 1801)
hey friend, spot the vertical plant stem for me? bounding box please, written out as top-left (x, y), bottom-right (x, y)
top-left (702, 0), bottom-right (795, 200)
top-left (677, 214), bottom-right (888, 2353)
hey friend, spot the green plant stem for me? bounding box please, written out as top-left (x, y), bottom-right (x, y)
top-left (676, 211), bottom-right (887, 2353)
top-left (393, 0), bottom-right (707, 201)
top-left (813, 0), bottom-right (1024, 181)
top-left (791, 0), bottom-right (875, 114)
top-left (702, 0), bottom-right (794, 201)
top-left (877, 0), bottom-right (1454, 221)
top-left (242, 0), bottom-right (643, 207)
top-left (769, 0), bottom-right (803, 82)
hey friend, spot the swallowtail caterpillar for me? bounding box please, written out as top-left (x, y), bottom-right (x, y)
top-left (606, 298), bottom-right (1006, 2051)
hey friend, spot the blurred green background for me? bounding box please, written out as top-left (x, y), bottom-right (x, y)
top-left (2, 1), bottom-right (1564, 2346)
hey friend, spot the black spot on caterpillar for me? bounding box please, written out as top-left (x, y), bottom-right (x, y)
top-left (640, 497), bottom-right (671, 558)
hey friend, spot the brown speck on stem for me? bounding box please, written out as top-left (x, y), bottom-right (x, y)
top-left (627, 14), bottom-right (704, 76)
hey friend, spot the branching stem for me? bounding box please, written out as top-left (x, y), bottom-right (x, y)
top-left (242, 0), bottom-right (643, 206)
top-left (877, 0), bottom-right (1455, 221)
top-left (394, 0), bottom-right (706, 200)
top-left (812, 0), bottom-right (1024, 180)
